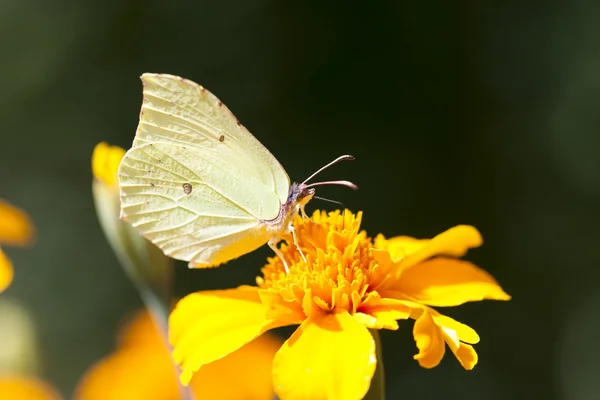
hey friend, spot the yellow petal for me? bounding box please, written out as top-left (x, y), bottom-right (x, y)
top-left (434, 314), bottom-right (479, 344)
top-left (116, 309), bottom-right (165, 350)
top-left (0, 248), bottom-right (13, 292)
top-left (443, 334), bottom-right (478, 370)
top-left (369, 248), bottom-right (400, 287)
top-left (355, 294), bottom-right (411, 330)
top-left (395, 258), bottom-right (511, 306)
top-left (0, 375), bottom-right (62, 400)
top-left (389, 225), bottom-right (482, 269)
top-left (0, 200), bottom-right (34, 246)
top-left (75, 347), bottom-right (178, 400)
top-left (76, 307), bottom-right (282, 400)
top-left (191, 333), bottom-right (282, 400)
top-left (412, 310), bottom-right (445, 368)
top-left (273, 311), bottom-right (376, 400)
top-left (258, 289), bottom-right (306, 324)
top-left (169, 287), bottom-right (288, 385)
top-left (373, 234), bottom-right (405, 261)
top-left (91, 142), bottom-right (125, 187)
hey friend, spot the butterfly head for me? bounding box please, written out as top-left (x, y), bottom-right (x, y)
top-left (285, 155), bottom-right (358, 214)
top-left (288, 183), bottom-right (316, 208)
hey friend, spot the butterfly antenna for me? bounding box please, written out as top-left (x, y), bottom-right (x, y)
top-left (301, 155), bottom-right (355, 185)
top-left (313, 196), bottom-right (345, 207)
top-left (304, 180), bottom-right (358, 190)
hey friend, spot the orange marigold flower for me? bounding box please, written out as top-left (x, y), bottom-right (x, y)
top-left (0, 375), bottom-right (61, 400)
top-left (75, 309), bottom-right (282, 400)
top-left (0, 200), bottom-right (35, 292)
top-left (170, 210), bottom-right (510, 400)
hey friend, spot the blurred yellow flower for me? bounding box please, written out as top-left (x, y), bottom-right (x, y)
top-left (170, 210), bottom-right (511, 400)
top-left (0, 375), bottom-right (61, 400)
top-left (91, 142), bottom-right (125, 188)
top-left (75, 309), bottom-right (282, 400)
top-left (0, 200), bottom-right (35, 292)
top-left (91, 142), bottom-right (172, 328)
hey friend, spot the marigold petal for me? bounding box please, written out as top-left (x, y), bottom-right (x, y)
top-left (412, 310), bottom-right (445, 368)
top-left (75, 346), bottom-right (177, 400)
top-left (395, 258), bottom-right (511, 306)
top-left (355, 297), bottom-right (411, 330)
top-left (369, 248), bottom-right (400, 287)
top-left (389, 225), bottom-right (482, 269)
top-left (0, 248), bottom-right (13, 292)
top-left (192, 333), bottom-right (282, 400)
top-left (434, 314), bottom-right (480, 344)
top-left (0, 375), bottom-right (62, 400)
top-left (353, 312), bottom-right (389, 329)
top-left (169, 287), bottom-right (288, 385)
top-left (258, 289), bottom-right (305, 324)
top-left (353, 310), bottom-right (402, 330)
top-left (116, 309), bottom-right (165, 350)
top-left (0, 200), bottom-right (34, 246)
top-left (373, 235), bottom-right (405, 261)
top-left (444, 335), bottom-right (478, 370)
top-left (273, 311), bottom-right (376, 400)
top-left (76, 324), bottom-right (282, 400)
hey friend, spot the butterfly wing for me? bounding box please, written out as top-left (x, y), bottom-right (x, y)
top-left (118, 74), bottom-right (290, 267)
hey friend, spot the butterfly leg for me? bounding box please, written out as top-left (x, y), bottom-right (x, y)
top-left (300, 206), bottom-right (308, 219)
top-left (268, 238), bottom-right (289, 274)
top-left (290, 227), bottom-right (307, 264)
top-left (299, 206), bottom-right (314, 223)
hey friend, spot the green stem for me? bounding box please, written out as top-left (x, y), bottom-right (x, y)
top-left (364, 329), bottom-right (385, 400)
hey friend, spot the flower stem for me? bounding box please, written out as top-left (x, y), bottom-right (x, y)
top-left (364, 329), bottom-right (385, 400)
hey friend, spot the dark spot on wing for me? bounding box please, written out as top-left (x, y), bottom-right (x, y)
top-left (218, 101), bottom-right (223, 107)
top-left (150, 183), bottom-right (155, 187)
top-left (182, 183), bottom-right (193, 195)
top-left (219, 135), bottom-right (225, 142)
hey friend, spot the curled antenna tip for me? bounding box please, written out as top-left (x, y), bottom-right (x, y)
top-left (302, 154), bottom-right (356, 185)
top-left (305, 180), bottom-right (358, 190)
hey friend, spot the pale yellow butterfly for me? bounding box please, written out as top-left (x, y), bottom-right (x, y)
top-left (118, 73), bottom-right (356, 272)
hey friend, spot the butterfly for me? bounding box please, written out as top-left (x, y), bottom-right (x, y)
top-left (118, 73), bottom-right (356, 272)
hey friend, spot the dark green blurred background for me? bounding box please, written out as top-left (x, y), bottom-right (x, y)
top-left (1, 1), bottom-right (598, 399)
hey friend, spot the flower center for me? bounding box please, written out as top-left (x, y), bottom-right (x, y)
top-left (257, 210), bottom-right (389, 320)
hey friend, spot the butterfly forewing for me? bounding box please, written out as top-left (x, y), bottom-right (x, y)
top-left (135, 74), bottom-right (289, 202)
top-left (118, 74), bottom-right (290, 267)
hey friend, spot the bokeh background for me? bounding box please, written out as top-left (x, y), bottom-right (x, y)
top-left (1, 1), bottom-right (598, 399)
